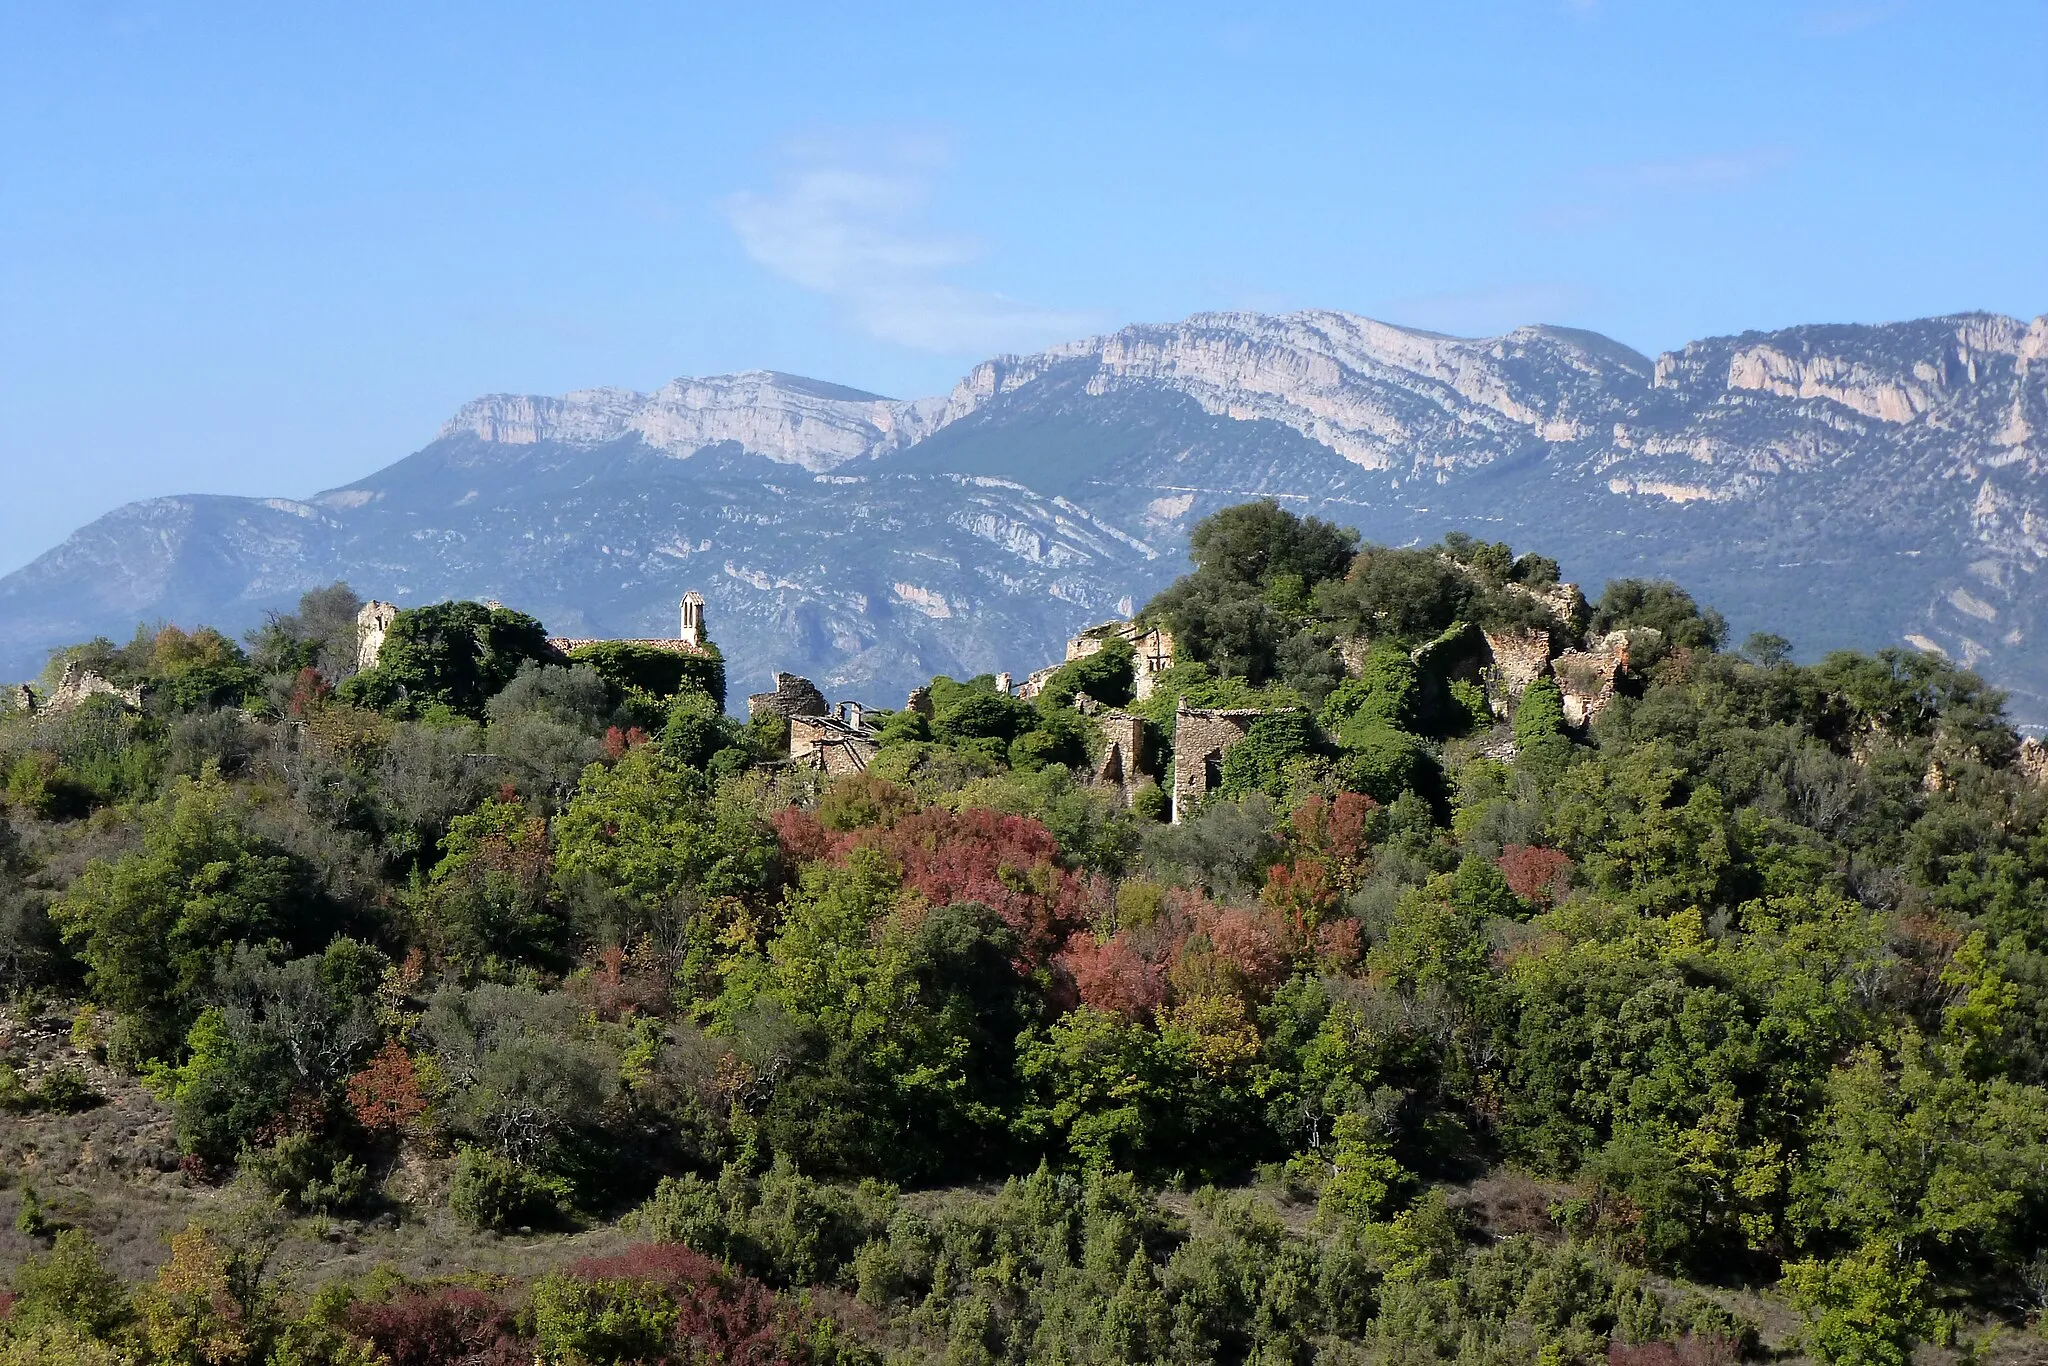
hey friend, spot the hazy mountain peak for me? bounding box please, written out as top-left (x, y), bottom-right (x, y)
top-left (438, 368), bottom-right (944, 472)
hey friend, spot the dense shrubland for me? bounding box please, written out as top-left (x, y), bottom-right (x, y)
top-left (3, 500), bottom-right (2047, 1364)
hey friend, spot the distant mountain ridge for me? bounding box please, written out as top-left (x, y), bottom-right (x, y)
top-left (5, 308), bottom-right (2044, 719)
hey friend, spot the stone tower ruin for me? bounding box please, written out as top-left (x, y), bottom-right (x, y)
top-left (356, 601), bottom-right (398, 672)
top-left (679, 591), bottom-right (707, 648)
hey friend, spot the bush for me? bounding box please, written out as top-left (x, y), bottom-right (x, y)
top-left (1039, 637), bottom-right (1137, 711)
top-left (529, 1272), bottom-right (676, 1365)
top-left (344, 1287), bottom-right (526, 1366)
top-left (449, 1146), bottom-right (570, 1231)
top-left (1322, 642), bottom-right (1421, 733)
top-left (1591, 579), bottom-right (1727, 654)
top-left (567, 640), bottom-right (726, 709)
top-left (5, 1228), bottom-right (131, 1338)
top-left (1217, 711), bottom-right (1321, 802)
top-left (1336, 723), bottom-right (1430, 803)
top-left (932, 690), bottom-right (1035, 747)
top-left (1513, 677), bottom-right (1572, 775)
top-left (26, 1065), bottom-right (101, 1114)
top-left (242, 1131), bottom-right (368, 1213)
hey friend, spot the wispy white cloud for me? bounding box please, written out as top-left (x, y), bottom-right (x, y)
top-left (1528, 145), bottom-right (1794, 234)
top-left (1522, 202), bottom-right (1618, 233)
top-left (721, 132), bottom-right (1096, 354)
top-left (1800, 2), bottom-right (1902, 37)
top-left (1620, 147), bottom-right (1793, 190)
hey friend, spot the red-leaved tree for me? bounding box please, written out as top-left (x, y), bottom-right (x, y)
top-left (770, 806), bottom-right (835, 867)
top-left (568, 1244), bottom-right (846, 1365)
top-left (344, 1287), bottom-right (525, 1366)
top-left (1498, 845), bottom-right (1572, 907)
top-left (345, 1039), bottom-right (428, 1138)
top-left (1057, 932), bottom-right (1169, 1020)
top-left (856, 808), bottom-right (1087, 966)
top-left (1289, 791), bottom-right (1376, 868)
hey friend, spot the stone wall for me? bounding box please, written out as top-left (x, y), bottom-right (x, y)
top-left (1090, 711), bottom-right (1150, 802)
top-left (746, 672), bottom-right (830, 721)
top-left (1552, 644), bottom-right (1624, 728)
top-left (1042, 619), bottom-right (1177, 701)
top-left (44, 662), bottom-right (144, 714)
top-left (1480, 627), bottom-right (1552, 718)
top-left (2019, 736), bottom-right (2048, 788)
top-left (790, 713), bottom-right (878, 776)
top-left (356, 601), bottom-right (397, 672)
top-left (1171, 704), bottom-right (1264, 821)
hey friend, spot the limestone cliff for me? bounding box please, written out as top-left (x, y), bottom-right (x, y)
top-left (438, 371), bottom-right (946, 472)
top-left (4, 308), bottom-right (2046, 722)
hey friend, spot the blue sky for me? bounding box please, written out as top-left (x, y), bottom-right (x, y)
top-left (2, 1), bottom-right (2043, 574)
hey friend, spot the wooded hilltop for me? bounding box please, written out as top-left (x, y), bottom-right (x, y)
top-left (2, 499), bottom-right (2046, 1366)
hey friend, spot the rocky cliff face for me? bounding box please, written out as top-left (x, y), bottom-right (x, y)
top-left (934, 312), bottom-right (1654, 474)
top-left (4, 309), bottom-right (2044, 720)
top-left (439, 370), bottom-right (947, 472)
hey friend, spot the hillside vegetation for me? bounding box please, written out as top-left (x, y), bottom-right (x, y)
top-left (3, 501), bottom-right (2047, 1365)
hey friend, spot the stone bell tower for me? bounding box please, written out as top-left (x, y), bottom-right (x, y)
top-left (679, 591), bottom-right (707, 648)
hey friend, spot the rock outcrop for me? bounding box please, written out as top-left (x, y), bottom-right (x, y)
top-left (44, 662), bottom-right (144, 713)
top-left (439, 371), bottom-right (946, 473)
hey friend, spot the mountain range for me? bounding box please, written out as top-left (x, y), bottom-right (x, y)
top-left (4, 308), bottom-right (2044, 720)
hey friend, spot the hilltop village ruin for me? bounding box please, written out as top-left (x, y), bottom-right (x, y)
top-left (351, 585), bottom-right (1649, 823)
top-left (24, 580), bottom-right (2042, 817)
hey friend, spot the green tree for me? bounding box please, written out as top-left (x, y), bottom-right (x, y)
top-left (1546, 744), bottom-right (1732, 915)
top-left (1782, 1239), bottom-right (1938, 1366)
top-left (553, 746), bottom-right (778, 913)
top-left (1792, 1031), bottom-right (2048, 1269)
top-left (1217, 711), bottom-right (1321, 803)
top-left (1590, 579), bottom-right (1727, 653)
top-left (1321, 641), bottom-right (1420, 734)
top-left (338, 599), bottom-right (557, 717)
top-left (1335, 723), bottom-right (1430, 804)
top-left (51, 768), bottom-right (309, 1063)
top-left (1039, 636), bottom-right (1138, 711)
top-left (425, 796), bottom-right (568, 969)
top-left (1185, 500), bottom-right (1358, 589)
top-left (5, 1229), bottom-right (132, 1340)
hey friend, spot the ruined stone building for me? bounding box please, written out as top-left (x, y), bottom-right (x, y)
top-left (1552, 632), bottom-right (1636, 728)
top-left (790, 702), bottom-right (880, 777)
top-left (746, 672), bottom-right (830, 722)
top-left (1015, 619), bottom-right (1175, 702)
top-left (356, 601), bottom-right (398, 672)
top-left (1088, 709), bottom-right (1152, 804)
top-left (743, 673), bottom-right (880, 776)
top-left (545, 591), bottom-right (713, 658)
top-left (1170, 703), bottom-right (1267, 821)
top-left (1479, 627), bottom-right (1553, 717)
top-left (8, 662), bottom-right (149, 717)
